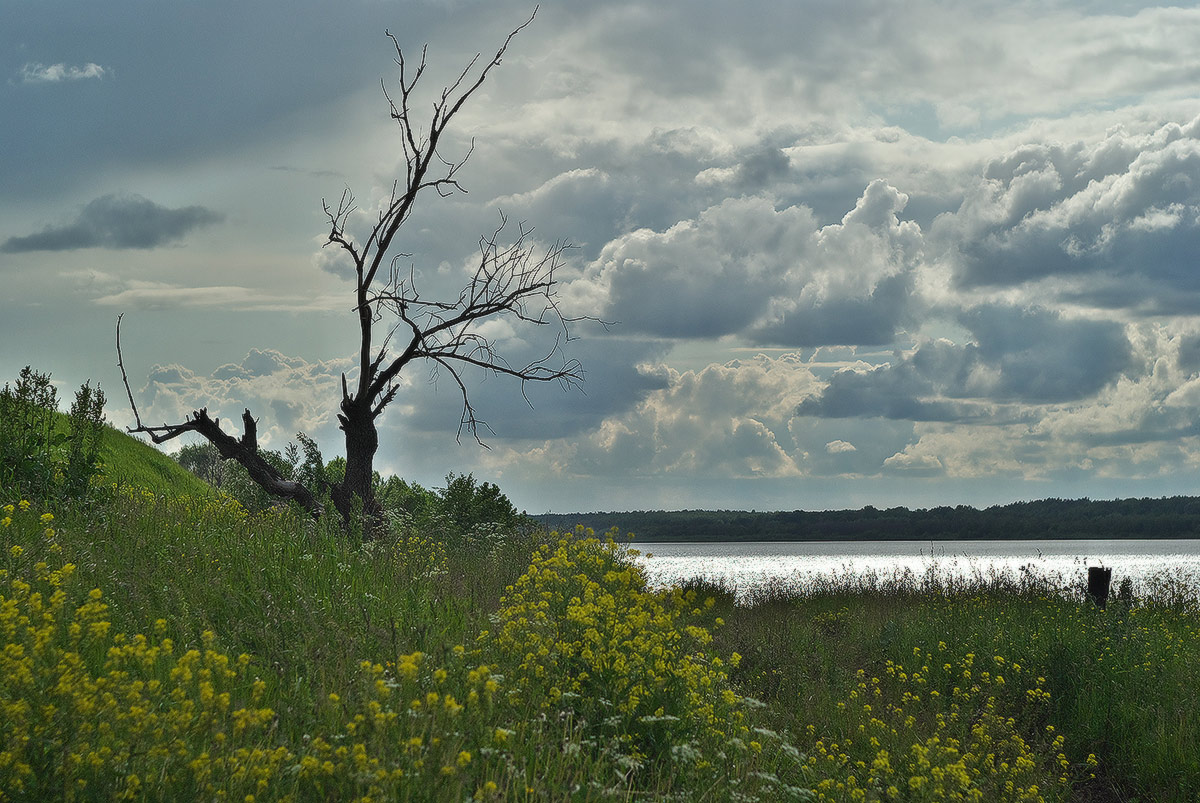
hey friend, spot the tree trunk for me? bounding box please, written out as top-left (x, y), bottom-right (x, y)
top-left (333, 397), bottom-right (383, 531)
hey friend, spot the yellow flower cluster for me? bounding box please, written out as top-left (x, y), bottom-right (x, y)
top-left (1, 495), bottom-right (523, 801)
top-left (285, 649), bottom-right (513, 801)
top-left (804, 644), bottom-right (1064, 802)
top-left (479, 527), bottom-right (747, 765)
top-left (386, 527), bottom-right (449, 581)
top-left (0, 556), bottom-right (280, 800)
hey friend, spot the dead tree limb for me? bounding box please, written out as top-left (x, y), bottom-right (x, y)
top-left (116, 317), bottom-right (322, 517)
top-left (121, 8), bottom-right (589, 528)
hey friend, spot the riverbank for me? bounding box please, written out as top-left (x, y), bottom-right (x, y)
top-left (3, 487), bottom-right (1197, 800)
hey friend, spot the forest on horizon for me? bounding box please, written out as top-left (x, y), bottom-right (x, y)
top-left (535, 495), bottom-right (1200, 542)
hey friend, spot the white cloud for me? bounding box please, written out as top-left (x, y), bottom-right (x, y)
top-left (882, 449), bottom-right (944, 476)
top-left (567, 181), bottom-right (924, 347)
top-left (935, 115), bottom-right (1200, 312)
top-left (91, 280), bottom-right (344, 313)
top-left (20, 62), bottom-right (107, 83)
top-left (133, 349), bottom-right (355, 454)
top-left (483, 353), bottom-right (820, 480)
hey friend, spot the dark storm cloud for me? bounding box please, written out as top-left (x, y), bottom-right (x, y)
top-left (798, 306), bottom-right (1134, 420)
top-left (1, 194), bottom-right (221, 252)
top-left (733, 145), bottom-right (792, 191)
top-left (1178, 333), bottom-right (1200, 373)
top-left (960, 306), bottom-right (1134, 402)
top-left (795, 341), bottom-right (988, 423)
top-left (749, 269), bottom-right (912, 348)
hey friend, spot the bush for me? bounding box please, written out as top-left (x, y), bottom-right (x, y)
top-left (175, 441), bottom-right (295, 513)
top-left (0, 366), bottom-right (107, 501)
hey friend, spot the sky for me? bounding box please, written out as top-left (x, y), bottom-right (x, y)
top-left (5, 1), bottom-right (1200, 514)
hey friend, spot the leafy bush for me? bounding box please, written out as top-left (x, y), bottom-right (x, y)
top-left (175, 441), bottom-right (300, 514)
top-left (438, 473), bottom-right (521, 534)
top-left (0, 366), bottom-right (107, 501)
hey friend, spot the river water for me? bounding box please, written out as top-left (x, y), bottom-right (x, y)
top-left (631, 539), bottom-right (1200, 601)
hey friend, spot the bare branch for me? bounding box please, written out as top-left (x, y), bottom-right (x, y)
top-left (322, 189), bottom-right (363, 271)
top-left (115, 313), bottom-right (148, 432)
top-left (116, 315), bottom-right (323, 517)
top-left (120, 11), bottom-right (588, 528)
top-left (439, 7), bottom-right (538, 127)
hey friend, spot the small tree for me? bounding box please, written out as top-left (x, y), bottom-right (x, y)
top-left (0, 367), bottom-right (59, 494)
top-left (63, 380), bottom-right (107, 497)
top-left (119, 11), bottom-right (584, 527)
top-left (437, 472), bottom-right (521, 534)
top-left (0, 365), bottom-right (107, 500)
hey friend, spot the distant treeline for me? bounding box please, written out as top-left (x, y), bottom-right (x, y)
top-left (535, 496), bottom-right (1200, 541)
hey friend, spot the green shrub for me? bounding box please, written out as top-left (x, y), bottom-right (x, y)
top-left (0, 366), bottom-right (107, 502)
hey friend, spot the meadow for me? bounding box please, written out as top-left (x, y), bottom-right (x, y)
top-left (1, 402), bottom-right (1199, 800)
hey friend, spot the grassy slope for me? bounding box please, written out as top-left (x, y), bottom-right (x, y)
top-left (50, 412), bottom-right (214, 497)
top-left (97, 423), bottom-right (212, 497)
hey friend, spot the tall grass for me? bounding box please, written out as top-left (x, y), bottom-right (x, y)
top-left (1, 489), bottom-right (804, 801)
top-left (3, 482), bottom-right (1198, 801)
top-left (708, 564), bottom-right (1200, 802)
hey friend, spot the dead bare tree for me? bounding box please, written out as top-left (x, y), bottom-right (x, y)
top-left (118, 10), bottom-right (584, 526)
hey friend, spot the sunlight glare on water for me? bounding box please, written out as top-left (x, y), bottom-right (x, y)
top-left (631, 539), bottom-right (1200, 601)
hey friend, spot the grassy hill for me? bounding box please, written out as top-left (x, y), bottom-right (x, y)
top-left (98, 423), bottom-right (213, 497)
top-left (51, 412), bottom-right (214, 497)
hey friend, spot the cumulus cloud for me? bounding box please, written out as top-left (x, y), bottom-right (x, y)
top-left (882, 449), bottom-right (944, 476)
top-left (749, 180), bottom-right (923, 346)
top-left (479, 352), bottom-right (937, 485)
top-left (937, 116), bottom-right (1200, 313)
top-left (703, 144), bottom-right (795, 192)
top-left (572, 197), bottom-right (805, 338)
top-left (136, 349), bottom-right (354, 452)
top-left (20, 62), bottom-right (107, 83)
top-left (1, 194), bottom-right (221, 252)
top-left (569, 180), bottom-right (923, 346)
top-left (484, 354), bottom-right (821, 480)
top-left (799, 306), bottom-right (1134, 420)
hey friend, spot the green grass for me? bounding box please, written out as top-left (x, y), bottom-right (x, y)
top-left (92, 420), bottom-right (214, 498)
top-left (2, 462), bottom-right (1199, 801)
top-left (706, 572), bottom-right (1200, 802)
top-left (36, 409), bottom-right (214, 499)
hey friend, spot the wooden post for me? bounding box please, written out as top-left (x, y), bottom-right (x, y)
top-left (1087, 566), bottom-right (1112, 608)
